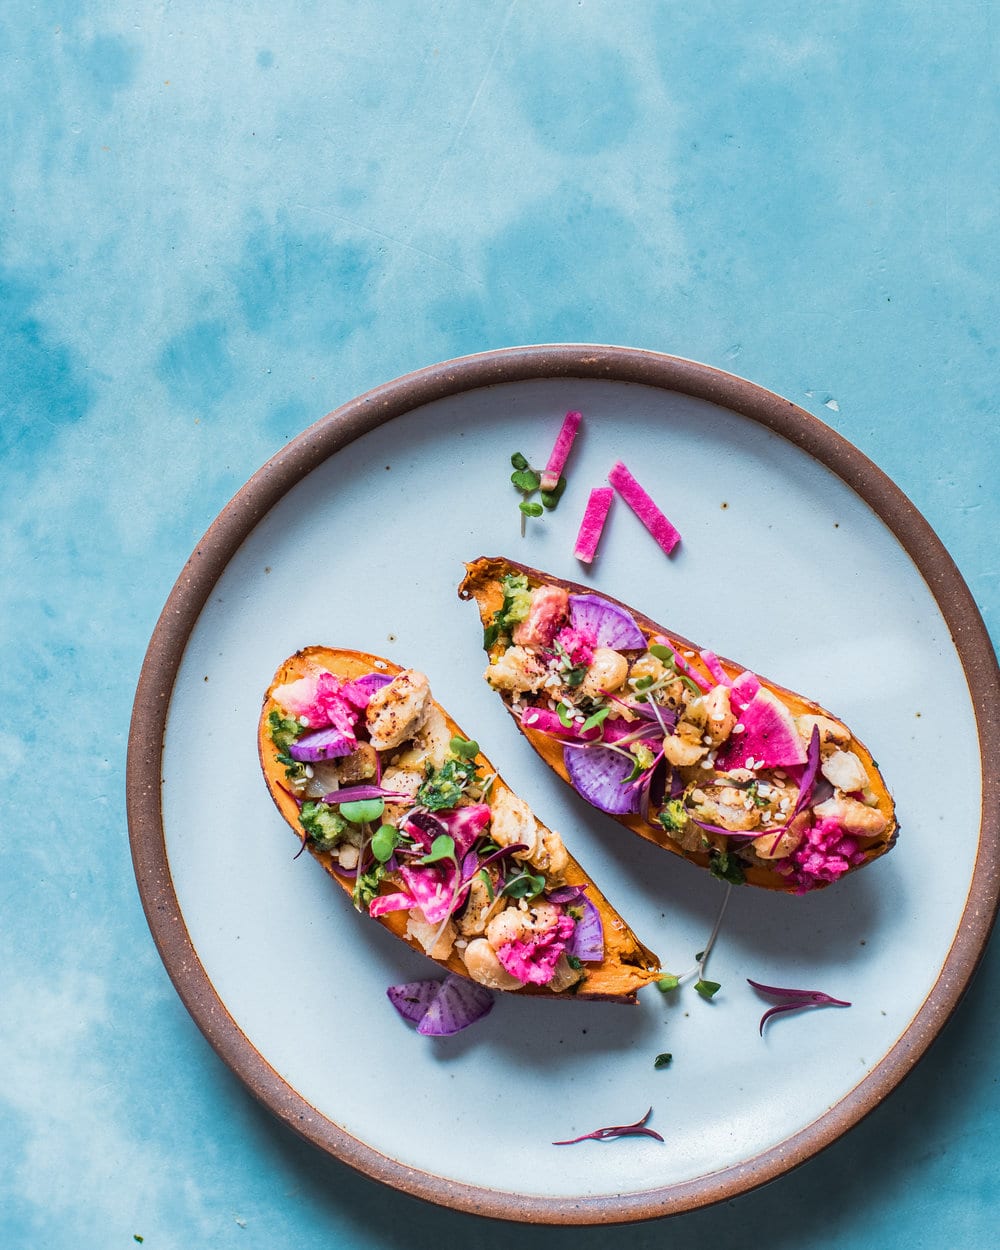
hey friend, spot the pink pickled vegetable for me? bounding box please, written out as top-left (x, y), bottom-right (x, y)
top-left (369, 890), bottom-right (417, 917)
top-left (342, 672), bottom-right (393, 709)
top-left (495, 913), bottom-right (575, 984)
top-left (540, 410), bottom-right (582, 492)
top-left (652, 637), bottom-right (711, 692)
top-left (729, 670), bottom-right (761, 714)
top-left (574, 487), bottom-right (614, 564)
top-left (699, 650), bottom-right (731, 686)
top-left (608, 461), bottom-right (681, 556)
top-left (716, 687), bottom-right (807, 771)
top-left (570, 594), bottom-right (647, 650)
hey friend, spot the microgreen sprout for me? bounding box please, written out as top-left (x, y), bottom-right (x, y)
top-left (509, 450), bottom-right (567, 534)
top-left (449, 736), bottom-right (480, 760)
top-left (418, 834), bottom-right (458, 866)
top-left (747, 979), bottom-right (852, 1035)
top-left (340, 798), bottom-right (385, 824)
top-left (501, 868), bottom-right (546, 901)
top-left (659, 884), bottom-right (732, 999)
top-left (553, 1106), bottom-right (663, 1146)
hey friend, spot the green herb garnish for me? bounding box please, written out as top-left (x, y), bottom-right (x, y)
top-left (658, 799), bottom-right (689, 834)
top-left (653, 1053), bottom-right (673, 1069)
top-left (656, 974), bottom-right (680, 993)
top-left (354, 862), bottom-right (387, 910)
top-left (417, 755), bottom-right (479, 811)
top-left (694, 979), bottom-right (721, 1000)
top-left (709, 850), bottom-right (746, 886)
top-left (419, 834), bottom-right (457, 866)
top-left (502, 870), bottom-right (546, 901)
top-left (449, 736), bottom-right (480, 759)
top-left (299, 800), bottom-right (348, 850)
top-left (268, 709), bottom-right (305, 753)
top-left (340, 798), bottom-right (385, 825)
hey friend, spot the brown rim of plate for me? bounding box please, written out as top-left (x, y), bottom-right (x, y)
top-left (126, 344), bottom-right (1000, 1225)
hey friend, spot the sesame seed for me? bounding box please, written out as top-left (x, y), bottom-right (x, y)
top-left (732, 723), bottom-right (745, 734)
top-left (702, 735), bottom-right (713, 746)
top-left (700, 759), bottom-right (713, 769)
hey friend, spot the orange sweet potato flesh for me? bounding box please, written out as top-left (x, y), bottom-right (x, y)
top-left (259, 646), bottom-right (662, 1003)
top-left (458, 558), bottom-right (898, 892)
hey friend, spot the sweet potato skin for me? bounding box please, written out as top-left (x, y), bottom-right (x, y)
top-left (259, 646), bottom-right (662, 1002)
top-left (459, 558), bottom-right (898, 892)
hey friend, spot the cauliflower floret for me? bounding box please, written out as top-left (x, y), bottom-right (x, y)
top-left (821, 749), bottom-right (867, 794)
top-left (366, 670), bottom-right (432, 750)
top-left (485, 646), bottom-right (547, 694)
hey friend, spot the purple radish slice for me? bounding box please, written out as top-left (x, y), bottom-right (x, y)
top-left (568, 898), bottom-right (605, 962)
top-left (288, 726), bottom-right (356, 762)
top-left (387, 980), bottom-right (441, 1024)
top-left (416, 974), bottom-right (494, 1036)
top-left (563, 743), bottom-right (642, 814)
top-left (569, 594), bottom-right (647, 651)
top-left (547, 883), bottom-right (589, 905)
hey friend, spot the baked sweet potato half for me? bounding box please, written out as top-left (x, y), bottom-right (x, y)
top-left (459, 558), bottom-right (898, 893)
top-left (259, 647), bottom-right (661, 1003)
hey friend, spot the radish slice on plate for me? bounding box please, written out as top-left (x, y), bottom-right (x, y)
top-left (540, 410), bottom-right (582, 492)
top-left (608, 460), bottom-right (682, 556)
top-left (574, 486), bottom-right (614, 563)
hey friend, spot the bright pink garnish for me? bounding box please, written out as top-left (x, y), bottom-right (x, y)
top-left (607, 461), bottom-right (681, 556)
top-left (341, 672), bottom-right (393, 709)
top-left (729, 670), bottom-right (761, 715)
top-left (747, 978), bottom-right (851, 1035)
top-left (368, 890), bottom-right (416, 917)
top-left (521, 706), bottom-right (601, 741)
top-left (573, 486), bottom-right (614, 563)
top-left (399, 862), bottom-right (465, 925)
top-left (435, 804), bottom-right (492, 857)
top-left (715, 687), bottom-right (807, 771)
top-left (553, 1106), bottom-right (663, 1146)
top-left (496, 913), bottom-right (574, 985)
top-left (273, 670), bottom-right (358, 736)
top-left (699, 650), bottom-right (731, 686)
top-left (540, 409), bottom-right (582, 492)
top-left (553, 625), bottom-right (595, 666)
top-left (776, 817), bottom-right (867, 892)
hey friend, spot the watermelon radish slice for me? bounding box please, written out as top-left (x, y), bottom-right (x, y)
top-left (607, 461), bottom-right (681, 556)
top-left (569, 594), bottom-right (646, 651)
top-left (730, 670), bottom-right (761, 715)
top-left (574, 486), bottom-right (614, 564)
top-left (716, 688), bottom-right (808, 770)
top-left (540, 410), bottom-right (582, 492)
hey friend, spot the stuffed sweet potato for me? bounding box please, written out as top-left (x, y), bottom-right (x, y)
top-left (459, 558), bottom-right (897, 893)
top-left (259, 647), bottom-right (661, 1002)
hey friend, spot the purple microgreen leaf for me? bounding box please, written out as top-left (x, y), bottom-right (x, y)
top-left (747, 978), bottom-right (852, 1035)
top-left (553, 1107), bottom-right (663, 1146)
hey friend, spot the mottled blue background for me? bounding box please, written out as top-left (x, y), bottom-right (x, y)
top-left (3, 2), bottom-right (998, 1246)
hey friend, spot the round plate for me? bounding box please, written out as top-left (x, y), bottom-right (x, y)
top-left (127, 345), bottom-right (1000, 1224)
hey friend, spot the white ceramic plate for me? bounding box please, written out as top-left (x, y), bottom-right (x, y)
top-left (128, 347), bottom-right (1000, 1223)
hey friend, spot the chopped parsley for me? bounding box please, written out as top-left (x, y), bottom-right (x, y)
top-left (483, 572), bottom-right (532, 649)
top-left (354, 862), bottom-right (387, 910)
top-left (417, 754), bottom-right (480, 811)
top-left (268, 709), bottom-right (305, 753)
top-left (299, 801), bottom-right (348, 850)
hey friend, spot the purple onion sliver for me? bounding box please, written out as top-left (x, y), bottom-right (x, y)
top-left (546, 883), bottom-right (589, 905)
top-left (321, 784), bottom-right (408, 804)
top-left (288, 726), bottom-right (357, 762)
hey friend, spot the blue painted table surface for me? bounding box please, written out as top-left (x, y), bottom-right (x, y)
top-left (3, 2), bottom-right (998, 1246)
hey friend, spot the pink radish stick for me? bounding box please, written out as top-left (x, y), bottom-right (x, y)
top-left (607, 461), bottom-right (681, 556)
top-left (574, 486), bottom-right (614, 563)
top-left (540, 410), bottom-right (582, 492)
